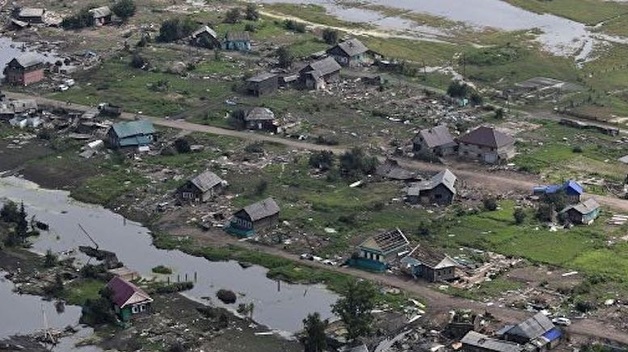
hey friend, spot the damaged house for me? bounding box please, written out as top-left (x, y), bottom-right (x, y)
top-left (406, 169), bottom-right (457, 206)
top-left (299, 57), bottom-right (342, 90)
top-left (4, 54), bottom-right (45, 86)
top-left (559, 198), bottom-right (600, 225)
top-left (107, 276), bottom-right (153, 322)
top-left (413, 125), bottom-right (457, 157)
top-left (375, 159), bottom-right (418, 181)
top-left (533, 180), bottom-right (583, 204)
top-left (326, 38), bottom-right (370, 67)
top-left (458, 126), bottom-right (515, 164)
top-left (401, 245), bottom-right (460, 282)
top-left (190, 25), bottom-right (221, 48)
top-left (351, 229), bottom-right (410, 272)
top-left (501, 312), bottom-right (562, 350)
top-left (177, 170), bottom-right (226, 203)
top-left (461, 331), bottom-right (523, 352)
top-left (106, 120), bottom-right (156, 149)
top-left (245, 107), bottom-right (276, 131)
top-left (246, 72), bottom-right (278, 97)
top-left (89, 6), bottom-right (112, 26)
top-left (17, 7), bottom-right (45, 24)
top-left (226, 197), bottom-right (280, 237)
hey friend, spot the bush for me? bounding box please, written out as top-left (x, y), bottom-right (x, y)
top-left (245, 3), bottom-right (259, 21)
top-left (158, 17), bottom-right (196, 42)
top-left (283, 19), bottom-right (306, 33)
top-left (155, 282), bottom-right (193, 293)
top-left (216, 289), bottom-right (237, 304)
top-left (112, 0), bottom-right (136, 21)
top-left (255, 179), bottom-right (268, 196)
top-left (228, 109), bottom-right (246, 130)
top-left (513, 208), bottom-right (526, 224)
top-left (44, 249), bottom-right (58, 268)
top-left (61, 8), bottom-right (94, 29)
top-left (244, 23), bottom-right (257, 32)
top-left (309, 151), bottom-right (335, 171)
top-left (322, 28), bottom-right (338, 44)
top-left (315, 134), bottom-right (339, 146)
top-left (276, 47), bottom-right (294, 69)
top-left (483, 197), bottom-right (498, 211)
top-left (130, 53), bottom-right (148, 69)
top-left (447, 81), bottom-right (469, 98)
top-left (245, 142), bottom-right (264, 154)
top-left (224, 8), bottom-right (241, 24)
top-left (152, 265), bottom-right (173, 274)
top-left (339, 148), bottom-right (379, 180)
top-left (174, 138), bottom-right (191, 154)
top-left (494, 108), bottom-right (505, 119)
top-left (572, 146), bottom-right (583, 153)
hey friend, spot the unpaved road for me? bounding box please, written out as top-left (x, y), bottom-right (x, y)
top-left (7, 91), bottom-right (628, 212)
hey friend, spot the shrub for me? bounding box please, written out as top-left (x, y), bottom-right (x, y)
top-left (572, 146), bottom-right (583, 153)
top-left (513, 208), bottom-right (526, 224)
top-left (447, 81), bottom-right (469, 98)
top-left (322, 28), bottom-right (338, 44)
top-left (276, 47), bottom-right (294, 69)
top-left (112, 0), bottom-right (136, 21)
top-left (216, 289), bottom-right (237, 304)
top-left (245, 142), bottom-right (264, 154)
top-left (483, 197), bottom-right (498, 211)
top-left (130, 53), bottom-right (148, 69)
top-left (44, 249), bottom-right (58, 268)
top-left (152, 265), bottom-right (173, 274)
top-left (174, 138), bottom-right (191, 154)
top-left (244, 23), bottom-right (257, 32)
top-left (224, 8), bottom-right (241, 24)
top-left (283, 19), bottom-right (306, 33)
top-left (61, 8), bottom-right (94, 29)
top-left (245, 3), bottom-right (259, 21)
top-left (339, 148), bottom-right (379, 180)
top-left (315, 135), bottom-right (339, 146)
top-left (155, 282), bottom-right (193, 293)
top-left (158, 17), bottom-right (196, 42)
top-left (309, 151), bottom-right (335, 171)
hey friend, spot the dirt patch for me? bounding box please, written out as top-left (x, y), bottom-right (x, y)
top-left (507, 265), bottom-right (583, 292)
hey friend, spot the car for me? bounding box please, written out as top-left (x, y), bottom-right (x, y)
top-left (552, 317), bottom-right (571, 326)
top-left (300, 253), bottom-right (313, 260)
top-left (57, 84), bottom-right (69, 91)
top-left (321, 259), bottom-right (336, 266)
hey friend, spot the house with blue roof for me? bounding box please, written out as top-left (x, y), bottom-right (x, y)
top-left (533, 180), bottom-right (583, 204)
top-left (503, 312), bottom-right (562, 350)
top-left (106, 120), bottom-right (156, 149)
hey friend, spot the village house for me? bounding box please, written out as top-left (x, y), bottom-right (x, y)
top-left (299, 57), bottom-right (342, 90)
top-left (89, 6), bottom-right (112, 26)
top-left (560, 198), bottom-right (600, 225)
top-left (3, 54), bottom-right (45, 86)
top-left (245, 107), bottom-right (276, 131)
top-left (223, 32), bottom-right (251, 51)
top-left (177, 170), bottom-right (225, 203)
top-left (326, 38), bottom-right (370, 67)
top-left (406, 169), bottom-right (457, 206)
top-left (501, 312), bottom-right (561, 350)
top-left (9, 99), bottom-right (38, 114)
top-left (226, 197), bottom-right (280, 237)
top-left (106, 276), bottom-right (153, 322)
top-left (351, 229), bottom-right (410, 272)
top-left (458, 126), bottom-right (515, 164)
top-left (190, 25), bottom-right (221, 48)
top-left (246, 72), bottom-right (279, 96)
top-left (533, 180), bottom-right (583, 204)
top-left (413, 125), bottom-right (457, 157)
top-left (461, 331), bottom-right (523, 352)
top-left (401, 245), bottom-right (459, 282)
top-left (17, 8), bottom-right (45, 23)
top-left (106, 120), bottom-right (156, 149)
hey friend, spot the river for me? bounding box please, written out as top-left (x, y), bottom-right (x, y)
top-left (258, 0), bottom-right (628, 62)
top-left (0, 176), bottom-right (338, 336)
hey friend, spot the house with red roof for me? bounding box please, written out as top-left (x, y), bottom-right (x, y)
top-left (106, 276), bottom-right (153, 322)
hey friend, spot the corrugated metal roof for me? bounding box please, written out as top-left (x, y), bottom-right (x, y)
top-left (89, 6), bottom-right (111, 18)
top-left (358, 228), bottom-right (409, 255)
top-left (406, 245), bottom-right (459, 269)
top-left (106, 276), bottom-right (152, 309)
top-left (408, 169), bottom-right (457, 195)
top-left (190, 170), bottom-right (223, 192)
top-left (191, 25), bottom-right (218, 39)
top-left (247, 72), bottom-right (277, 83)
top-left (245, 107), bottom-right (275, 121)
top-left (458, 126), bottom-right (514, 148)
top-left (505, 312), bottom-right (555, 340)
top-left (18, 8), bottom-right (44, 18)
top-left (11, 54), bottom-right (43, 68)
top-left (241, 197), bottom-right (280, 221)
top-left (462, 331), bottom-right (523, 352)
top-left (561, 198), bottom-right (600, 215)
top-left (111, 120), bottom-right (155, 139)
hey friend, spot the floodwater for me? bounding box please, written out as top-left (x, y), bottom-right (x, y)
top-left (0, 37), bottom-right (62, 77)
top-left (258, 0), bottom-right (628, 61)
top-left (0, 176), bottom-right (338, 334)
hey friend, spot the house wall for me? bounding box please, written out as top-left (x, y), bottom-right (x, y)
top-left (18, 15), bottom-right (43, 23)
top-left (458, 142), bottom-right (515, 164)
top-left (224, 40), bottom-right (251, 51)
top-left (252, 213), bottom-right (279, 232)
top-left (421, 265), bottom-right (456, 282)
top-left (106, 129), bottom-right (119, 148)
top-left (117, 302), bottom-right (152, 321)
top-left (247, 79), bottom-right (278, 96)
top-left (245, 120), bottom-right (275, 131)
top-left (323, 71), bottom-right (341, 83)
top-left (462, 343), bottom-right (495, 352)
top-left (5, 67), bottom-right (44, 86)
top-left (504, 333), bottom-right (531, 345)
top-left (420, 184), bottom-right (454, 205)
top-left (359, 248), bottom-right (384, 263)
top-left (177, 183), bottom-right (219, 202)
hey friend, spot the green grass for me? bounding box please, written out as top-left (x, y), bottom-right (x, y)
top-left (63, 279), bottom-right (104, 306)
top-left (502, 0), bottom-right (628, 25)
top-left (152, 265), bottom-right (173, 274)
top-left (362, 36), bottom-right (458, 65)
top-left (263, 3), bottom-right (372, 29)
top-left (71, 163), bottom-right (149, 205)
top-left (288, 38), bottom-right (329, 58)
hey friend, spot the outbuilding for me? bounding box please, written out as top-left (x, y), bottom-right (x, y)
top-left (560, 198), bottom-right (600, 225)
top-left (177, 170), bottom-right (225, 202)
top-left (246, 72), bottom-right (278, 96)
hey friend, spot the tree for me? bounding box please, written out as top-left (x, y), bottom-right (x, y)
top-left (61, 8), bottom-right (95, 29)
top-left (339, 148), bottom-right (379, 180)
top-left (301, 312), bottom-right (328, 352)
top-left (44, 249), bottom-right (58, 268)
top-left (309, 151), bottom-right (335, 171)
top-left (322, 28), bottom-right (339, 45)
top-left (332, 280), bottom-right (377, 341)
top-left (276, 47), bottom-right (294, 69)
top-left (494, 108), bottom-right (505, 119)
top-left (470, 92), bottom-right (483, 106)
top-left (224, 8), bottom-right (241, 24)
top-left (158, 17), bottom-right (196, 42)
top-left (245, 3), bottom-right (260, 21)
top-left (130, 53), bottom-right (148, 69)
top-left (112, 0), bottom-right (136, 21)
top-left (447, 81), bottom-right (469, 98)
top-left (174, 138), bottom-right (191, 153)
top-left (513, 208), bottom-right (526, 224)
top-left (482, 197), bottom-right (498, 211)
top-left (228, 109), bottom-right (246, 130)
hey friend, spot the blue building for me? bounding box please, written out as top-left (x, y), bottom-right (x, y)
top-left (350, 229), bottom-right (409, 272)
top-left (533, 180), bottom-right (583, 204)
top-left (560, 198), bottom-right (600, 225)
top-left (223, 32), bottom-right (251, 51)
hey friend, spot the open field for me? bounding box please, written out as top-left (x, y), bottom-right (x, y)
top-left (502, 0), bottom-right (628, 25)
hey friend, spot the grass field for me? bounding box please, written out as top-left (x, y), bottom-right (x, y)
top-left (502, 0), bottom-right (628, 25)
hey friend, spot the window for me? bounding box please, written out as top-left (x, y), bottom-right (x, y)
top-left (140, 304), bottom-right (146, 312)
top-left (131, 306), bottom-right (139, 314)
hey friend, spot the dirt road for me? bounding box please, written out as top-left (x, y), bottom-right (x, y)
top-left (8, 91), bottom-right (628, 212)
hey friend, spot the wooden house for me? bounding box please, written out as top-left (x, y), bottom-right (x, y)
top-left (223, 32), bottom-right (251, 51)
top-left (401, 245), bottom-right (459, 282)
top-left (17, 8), bottom-right (45, 23)
top-left (245, 107), bottom-right (276, 131)
top-left (89, 6), bottom-right (112, 26)
top-left (503, 312), bottom-right (561, 349)
top-left (106, 276), bottom-right (153, 322)
top-left (299, 57), bottom-right (341, 90)
top-left (413, 125), bottom-right (457, 157)
top-left (560, 198), bottom-right (600, 225)
top-left (106, 120), bottom-right (156, 149)
top-left (351, 229), bottom-right (409, 272)
top-left (406, 169), bottom-right (457, 206)
top-left (458, 126), bottom-right (515, 164)
top-left (190, 25), bottom-right (221, 48)
top-left (4, 54), bottom-right (45, 86)
top-left (246, 72), bottom-right (278, 96)
top-left (326, 38), bottom-right (369, 67)
top-left (177, 170), bottom-right (225, 202)
top-left (226, 197), bottom-right (280, 237)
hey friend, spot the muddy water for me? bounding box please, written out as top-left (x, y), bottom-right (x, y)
top-left (0, 177), bottom-right (338, 334)
top-left (258, 0), bottom-right (626, 60)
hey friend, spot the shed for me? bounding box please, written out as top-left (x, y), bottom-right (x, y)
top-left (106, 120), bottom-right (156, 148)
top-left (89, 6), bottom-right (112, 25)
top-left (327, 38), bottom-right (370, 67)
top-left (106, 276), bottom-right (153, 322)
top-left (244, 107), bottom-right (276, 131)
top-left (401, 245), bottom-right (459, 282)
top-left (190, 25), bottom-right (221, 48)
top-left (407, 169), bottom-right (457, 206)
top-left (246, 72), bottom-right (278, 96)
top-left (299, 57), bottom-right (341, 90)
top-left (177, 170), bottom-right (225, 202)
top-left (413, 125), bottom-right (457, 156)
top-left (223, 31), bottom-right (251, 51)
top-left (226, 197), bottom-right (280, 237)
top-left (352, 229), bottom-right (409, 272)
top-left (560, 198), bottom-right (600, 225)
top-left (17, 8), bottom-right (45, 23)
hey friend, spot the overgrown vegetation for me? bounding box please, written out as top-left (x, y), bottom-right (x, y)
top-left (61, 7), bottom-right (95, 29)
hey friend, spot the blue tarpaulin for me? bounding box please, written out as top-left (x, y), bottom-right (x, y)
top-left (543, 328), bottom-right (562, 342)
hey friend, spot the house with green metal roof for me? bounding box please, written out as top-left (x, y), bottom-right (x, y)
top-left (106, 120), bottom-right (156, 149)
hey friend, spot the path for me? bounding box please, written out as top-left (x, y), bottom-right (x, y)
top-left (7, 91), bottom-right (628, 212)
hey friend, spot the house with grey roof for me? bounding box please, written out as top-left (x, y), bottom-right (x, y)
top-left (17, 8), bottom-right (45, 23)
top-left (503, 312), bottom-right (560, 348)
top-left (106, 120), bottom-right (156, 149)
top-left (560, 198), bottom-right (600, 225)
top-left (4, 54), bottom-right (45, 86)
top-left (461, 331), bottom-right (523, 352)
top-left (406, 169), bottom-right (457, 206)
top-left (226, 197), bottom-right (280, 237)
top-left (223, 32), bottom-right (251, 51)
top-left (245, 107), bottom-right (276, 131)
top-left (458, 126), bottom-right (515, 164)
top-left (89, 6), bottom-right (112, 25)
top-left (246, 72), bottom-right (278, 96)
top-left (299, 57), bottom-right (342, 90)
top-left (327, 38), bottom-right (370, 67)
top-left (190, 25), bottom-right (221, 48)
top-left (177, 170), bottom-right (225, 203)
top-left (401, 245), bottom-right (460, 282)
top-left (352, 229), bottom-right (410, 272)
top-left (413, 125), bottom-right (457, 157)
